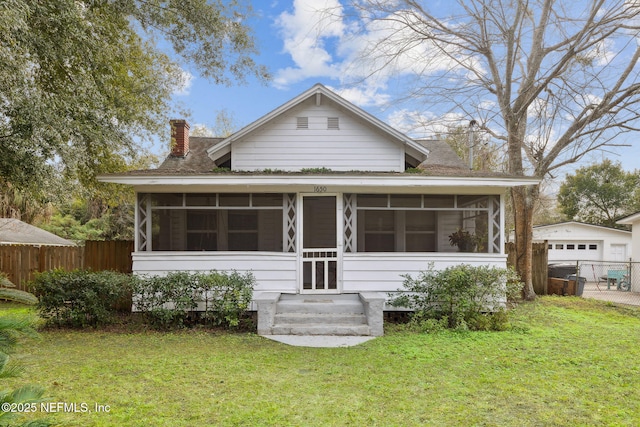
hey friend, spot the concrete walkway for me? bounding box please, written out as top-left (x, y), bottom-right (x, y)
top-left (582, 282), bottom-right (640, 306)
top-left (262, 335), bottom-right (377, 348)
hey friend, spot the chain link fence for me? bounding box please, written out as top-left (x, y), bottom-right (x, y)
top-left (576, 260), bottom-right (640, 306)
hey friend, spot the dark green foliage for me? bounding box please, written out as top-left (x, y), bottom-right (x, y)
top-left (391, 264), bottom-right (523, 331)
top-left (557, 159), bottom-right (640, 228)
top-left (30, 270), bottom-right (134, 328)
top-left (0, 0), bottom-right (268, 196)
top-left (132, 271), bottom-right (255, 330)
top-left (29, 269), bottom-right (255, 330)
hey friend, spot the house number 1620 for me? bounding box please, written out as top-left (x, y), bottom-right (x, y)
top-left (314, 186), bottom-right (327, 193)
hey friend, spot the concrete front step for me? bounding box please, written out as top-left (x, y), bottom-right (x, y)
top-left (276, 294), bottom-right (365, 315)
top-left (270, 324), bottom-right (371, 336)
top-left (274, 312), bottom-right (367, 326)
top-left (255, 292), bottom-right (386, 337)
top-left (272, 294), bottom-right (369, 336)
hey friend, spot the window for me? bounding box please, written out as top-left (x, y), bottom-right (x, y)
top-left (548, 244), bottom-right (553, 250)
top-left (589, 244), bottom-right (598, 250)
top-left (578, 244), bottom-right (586, 250)
top-left (359, 210), bottom-right (395, 251)
top-left (186, 210), bottom-right (217, 251)
top-left (355, 194), bottom-right (494, 253)
top-left (555, 244), bottom-right (564, 249)
top-left (405, 211), bottom-right (436, 251)
top-left (149, 193), bottom-right (283, 252)
top-left (566, 244), bottom-right (575, 250)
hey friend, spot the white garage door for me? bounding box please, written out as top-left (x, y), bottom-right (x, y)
top-left (547, 240), bottom-right (603, 262)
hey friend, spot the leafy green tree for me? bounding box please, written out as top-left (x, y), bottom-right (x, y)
top-left (0, 0), bottom-right (268, 196)
top-left (37, 214), bottom-right (104, 242)
top-left (558, 160), bottom-right (640, 228)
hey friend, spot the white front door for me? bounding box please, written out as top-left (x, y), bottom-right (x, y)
top-left (611, 244), bottom-right (627, 262)
top-left (300, 194), bottom-right (340, 293)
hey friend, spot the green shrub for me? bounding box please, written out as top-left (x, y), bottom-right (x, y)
top-left (131, 272), bottom-right (199, 329)
top-left (391, 264), bottom-right (523, 331)
top-left (198, 271), bottom-right (255, 328)
top-left (132, 271), bottom-right (255, 330)
top-left (30, 269), bottom-right (134, 328)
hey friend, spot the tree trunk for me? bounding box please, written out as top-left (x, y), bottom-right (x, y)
top-left (511, 184), bottom-right (539, 300)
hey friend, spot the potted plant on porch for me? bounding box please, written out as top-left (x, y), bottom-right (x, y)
top-left (448, 228), bottom-right (479, 252)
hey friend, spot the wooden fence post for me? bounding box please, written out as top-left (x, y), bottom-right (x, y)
top-left (506, 241), bottom-right (549, 296)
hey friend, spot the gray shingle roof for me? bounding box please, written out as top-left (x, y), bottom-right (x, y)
top-left (0, 219), bottom-right (76, 246)
top-left (158, 137), bottom-right (221, 172)
top-left (415, 139), bottom-right (468, 169)
top-left (118, 134), bottom-right (514, 178)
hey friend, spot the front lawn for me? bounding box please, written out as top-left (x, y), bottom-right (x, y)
top-left (3, 297), bottom-right (640, 426)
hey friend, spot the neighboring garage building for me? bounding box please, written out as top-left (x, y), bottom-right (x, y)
top-left (533, 221), bottom-right (631, 263)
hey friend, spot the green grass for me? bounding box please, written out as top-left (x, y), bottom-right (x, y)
top-left (2, 297), bottom-right (640, 426)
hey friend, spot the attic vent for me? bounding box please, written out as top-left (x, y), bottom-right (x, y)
top-left (297, 117), bottom-right (309, 129)
top-left (327, 117), bottom-right (339, 130)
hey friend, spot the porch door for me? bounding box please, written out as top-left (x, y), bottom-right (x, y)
top-left (301, 195), bottom-right (339, 293)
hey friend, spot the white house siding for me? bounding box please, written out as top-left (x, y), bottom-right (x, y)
top-left (231, 100), bottom-right (404, 172)
top-left (342, 253), bottom-right (508, 297)
top-left (132, 252), bottom-right (298, 293)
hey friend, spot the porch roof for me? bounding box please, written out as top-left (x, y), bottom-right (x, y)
top-left (99, 171), bottom-right (539, 194)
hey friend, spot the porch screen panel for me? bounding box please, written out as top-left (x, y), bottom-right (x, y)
top-left (147, 193), bottom-right (284, 252)
top-left (354, 194), bottom-right (499, 253)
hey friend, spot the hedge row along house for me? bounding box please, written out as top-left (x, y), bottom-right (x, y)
top-left (101, 84), bottom-right (537, 337)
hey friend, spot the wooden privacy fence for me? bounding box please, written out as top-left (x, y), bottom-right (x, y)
top-left (84, 240), bottom-right (134, 273)
top-left (506, 241), bottom-right (549, 295)
top-left (0, 240), bottom-right (133, 291)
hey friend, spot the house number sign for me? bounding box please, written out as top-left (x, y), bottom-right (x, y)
top-left (314, 186), bottom-right (328, 193)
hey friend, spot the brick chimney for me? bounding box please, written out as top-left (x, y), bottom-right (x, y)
top-left (170, 119), bottom-right (190, 157)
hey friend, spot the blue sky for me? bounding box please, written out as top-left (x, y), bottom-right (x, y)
top-left (166, 0), bottom-right (640, 176)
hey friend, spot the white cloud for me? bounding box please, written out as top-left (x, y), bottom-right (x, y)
top-left (274, 0), bottom-right (345, 88)
top-left (190, 123), bottom-right (215, 137)
top-left (173, 69), bottom-right (194, 96)
top-left (273, 1), bottom-right (478, 110)
top-left (330, 85), bottom-right (390, 107)
top-left (386, 109), bottom-right (466, 138)
top-left (584, 38), bottom-right (616, 66)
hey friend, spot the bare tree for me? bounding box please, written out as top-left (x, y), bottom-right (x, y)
top-left (340, 0), bottom-right (640, 299)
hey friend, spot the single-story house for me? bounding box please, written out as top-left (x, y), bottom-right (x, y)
top-left (532, 221), bottom-right (632, 263)
top-left (0, 218), bottom-right (76, 246)
top-left (100, 84), bottom-right (537, 336)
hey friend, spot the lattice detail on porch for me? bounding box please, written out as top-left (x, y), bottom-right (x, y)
top-left (490, 195), bottom-right (501, 254)
top-left (343, 193), bottom-right (356, 252)
top-left (137, 193), bottom-right (149, 251)
top-left (285, 193), bottom-right (297, 253)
